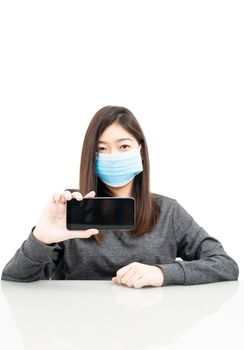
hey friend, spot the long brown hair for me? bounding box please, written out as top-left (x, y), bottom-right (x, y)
top-left (79, 105), bottom-right (160, 243)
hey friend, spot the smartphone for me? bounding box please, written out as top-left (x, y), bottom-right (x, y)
top-left (66, 197), bottom-right (135, 230)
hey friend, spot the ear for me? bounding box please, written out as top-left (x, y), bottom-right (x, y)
top-left (139, 144), bottom-right (144, 161)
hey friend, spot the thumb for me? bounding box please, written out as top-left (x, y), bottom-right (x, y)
top-left (84, 229), bottom-right (99, 237)
top-left (68, 229), bottom-right (99, 239)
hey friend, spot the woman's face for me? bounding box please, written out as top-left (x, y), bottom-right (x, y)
top-left (97, 123), bottom-right (139, 154)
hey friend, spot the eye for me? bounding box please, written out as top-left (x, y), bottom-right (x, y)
top-left (97, 146), bottom-right (107, 152)
top-left (120, 144), bottom-right (131, 150)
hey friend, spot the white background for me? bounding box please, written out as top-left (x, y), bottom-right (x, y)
top-left (0, 0), bottom-right (243, 279)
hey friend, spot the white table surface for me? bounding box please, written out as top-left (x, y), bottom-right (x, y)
top-left (0, 280), bottom-right (243, 350)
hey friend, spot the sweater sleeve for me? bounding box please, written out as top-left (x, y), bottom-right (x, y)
top-left (157, 200), bottom-right (239, 286)
top-left (1, 226), bottom-right (64, 282)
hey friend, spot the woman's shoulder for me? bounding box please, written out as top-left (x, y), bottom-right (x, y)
top-left (152, 192), bottom-right (176, 208)
top-left (152, 192), bottom-right (175, 201)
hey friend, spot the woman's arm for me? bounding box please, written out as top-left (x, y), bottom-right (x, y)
top-left (1, 226), bottom-right (64, 282)
top-left (158, 201), bottom-right (239, 286)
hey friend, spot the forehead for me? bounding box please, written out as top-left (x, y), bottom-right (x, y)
top-left (98, 123), bottom-right (136, 143)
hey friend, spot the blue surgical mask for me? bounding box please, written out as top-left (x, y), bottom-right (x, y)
top-left (96, 147), bottom-right (143, 187)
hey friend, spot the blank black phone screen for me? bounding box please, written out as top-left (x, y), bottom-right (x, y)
top-left (66, 197), bottom-right (135, 230)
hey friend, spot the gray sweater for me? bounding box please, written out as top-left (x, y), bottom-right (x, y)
top-left (1, 193), bottom-right (239, 285)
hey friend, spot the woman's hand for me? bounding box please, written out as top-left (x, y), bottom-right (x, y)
top-left (112, 262), bottom-right (164, 288)
top-left (33, 190), bottom-right (99, 244)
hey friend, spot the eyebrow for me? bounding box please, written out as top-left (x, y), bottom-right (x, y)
top-left (98, 138), bottom-right (134, 144)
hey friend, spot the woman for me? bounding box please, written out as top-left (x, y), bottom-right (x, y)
top-left (1, 106), bottom-right (239, 287)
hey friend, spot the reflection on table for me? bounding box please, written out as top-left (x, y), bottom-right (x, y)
top-left (0, 280), bottom-right (243, 350)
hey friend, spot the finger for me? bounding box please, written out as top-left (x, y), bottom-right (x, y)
top-left (126, 271), bottom-right (143, 287)
top-left (59, 194), bottom-right (66, 204)
top-left (121, 267), bottom-right (138, 285)
top-left (52, 192), bottom-right (62, 202)
top-left (63, 190), bottom-right (72, 201)
top-left (68, 229), bottom-right (99, 239)
top-left (84, 228), bottom-right (99, 237)
top-left (84, 191), bottom-right (96, 198)
top-left (116, 262), bottom-right (136, 278)
top-left (112, 277), bottom-right (117, 284)
top-left (133, 277), bottom-right (146, 289)
top-left (116, 264), bottom-right (134, 284)
top-left (60, 190), bottom-right (73, 204)
top-left (71, 191), bottom-right (83, 201)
